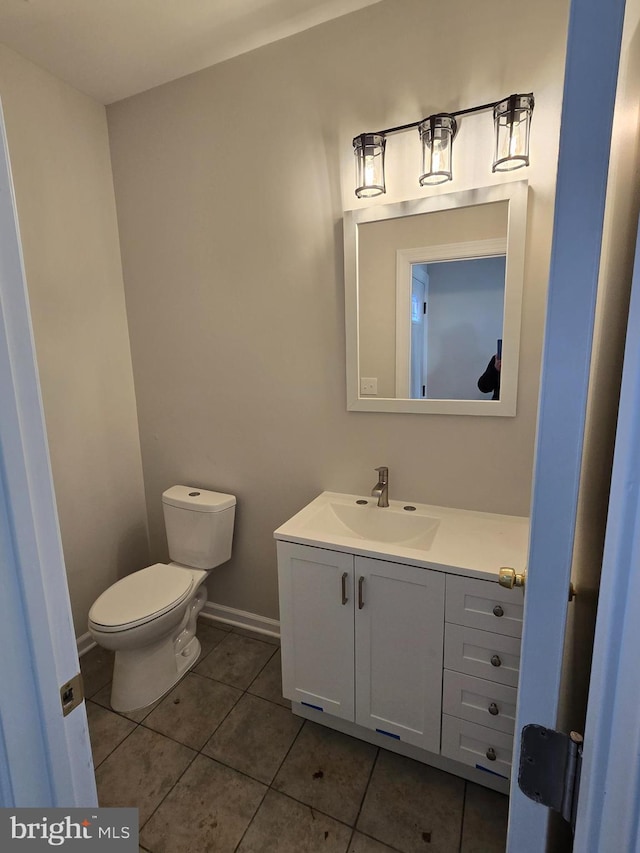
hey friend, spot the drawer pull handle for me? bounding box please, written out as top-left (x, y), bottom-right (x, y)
top-left (486, 747), bottom-right (497, 762)
top-left (490, 655), bottom-right (502, 667)
top-left (493, 604), bottom-right (504, 617)
top-left (488, 703), bottom-right (499, 716)
top-left (341, 572), bottom-right (348, 605)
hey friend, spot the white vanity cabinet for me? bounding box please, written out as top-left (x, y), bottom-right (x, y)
top-left (441, 574), bottom-right (524, 780)
top-left (277, 541), bottom-right (445, 752)
top-left (276, 543), bottom-right (355, 721)
top-left (274, 491), bottom-right (528, 792)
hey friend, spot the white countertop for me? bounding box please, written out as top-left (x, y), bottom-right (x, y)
top-left (274, 491), bottom-right (529, 582)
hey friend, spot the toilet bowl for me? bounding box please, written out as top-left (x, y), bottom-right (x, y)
top-left (88, 486), bottom-right (235, 712)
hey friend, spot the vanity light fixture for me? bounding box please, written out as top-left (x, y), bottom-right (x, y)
top-left (492, 94), bottom-right (534, 172)
top-left (353, 92), bottom-right (534, 197)
top-left (419, 114), bottom-right (457, 185)
top-left (353, 133), bottom-right (386, 198)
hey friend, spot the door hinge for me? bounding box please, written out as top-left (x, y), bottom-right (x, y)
top-left (518, 724), bottom-right (583, 833)
top-left (60, 672), bottom-right (84, 717)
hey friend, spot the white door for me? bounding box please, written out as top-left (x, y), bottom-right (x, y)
top-left (506, 0), bottom-right (626, 848)
top-left (410, 269), bottom-right (427, 397)
top-left (277, 542), bottom-right (355, 720)
top-left (0, 101), bottom-right (97, 807)
top-left (354, 556), bottom-right (445, 751)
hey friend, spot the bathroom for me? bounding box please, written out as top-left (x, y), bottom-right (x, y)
top-left (1, 0), bottom-right (639, 850)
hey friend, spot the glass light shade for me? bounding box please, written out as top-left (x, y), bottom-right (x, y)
top-left (493, 94), bottom-right (534, 172)
top-left (419, 115), bottom-right (457, 186)
top-left (353, 133), bottom-right (386, 198)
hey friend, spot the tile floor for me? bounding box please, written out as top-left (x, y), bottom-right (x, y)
top-left (82, 619), bottom-right (508, 853)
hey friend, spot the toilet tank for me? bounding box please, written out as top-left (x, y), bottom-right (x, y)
top-left (162, 486), bottom-right (236, 569)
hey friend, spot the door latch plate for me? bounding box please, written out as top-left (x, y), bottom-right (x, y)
top-left (60, 672), bottom-right (84, 717)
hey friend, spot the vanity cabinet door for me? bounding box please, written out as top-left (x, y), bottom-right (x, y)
top-left (354, 556), bottom-right (445, 751)
top-left (277, 542), bottom-right (355, 721)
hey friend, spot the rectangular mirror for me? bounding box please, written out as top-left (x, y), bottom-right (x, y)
top-left (344, 182), bottom-right (528, 415)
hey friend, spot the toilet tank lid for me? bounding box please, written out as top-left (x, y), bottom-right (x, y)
top-left (162, 485), bottom-right (236, 512)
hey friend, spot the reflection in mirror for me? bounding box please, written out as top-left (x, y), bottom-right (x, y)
top-left (344, 182), bottom-right (527, 416)
top-left (407, 254), bottom-right (506, 400)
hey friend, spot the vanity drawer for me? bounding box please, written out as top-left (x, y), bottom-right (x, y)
top-left (442, 670), bottom-right (517, 734)
top-left (444, 624), bottom-right (521, 687)
top-left (446, 574), bottom-right (523, 638)
top-left (441, 714), bottom-right (513, 780)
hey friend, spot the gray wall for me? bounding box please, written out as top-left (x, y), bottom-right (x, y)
top-left (106, 0), bottom-right (570, 620)
top-left (0, 45), bottom-right (149, 636)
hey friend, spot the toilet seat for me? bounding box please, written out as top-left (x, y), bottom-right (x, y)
top-left (88, 563), bottom-right (194, 632)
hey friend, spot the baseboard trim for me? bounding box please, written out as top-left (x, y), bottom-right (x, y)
top-left (76, 601), bottom-right (280, 656)
top-left (200, 601), bottom-right (280, 639)
top-left (76, 631), bottom-right (96, 658)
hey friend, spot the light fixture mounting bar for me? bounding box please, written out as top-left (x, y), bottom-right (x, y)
top-left (362, 94), bottom-right (533, 139)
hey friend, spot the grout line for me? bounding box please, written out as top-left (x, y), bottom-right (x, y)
top-left (459, 780), bottom-right (468, 853)
top-left (352, 746), bottom-right (380, 830)
top-left (351, 829), bottom-right (406, 853)
top-left (138, 748), bottom-right (200, 836)
top-left (86, 701), bottom-right (139, 771)
top-left (231, 781), bottom-right (269, 853)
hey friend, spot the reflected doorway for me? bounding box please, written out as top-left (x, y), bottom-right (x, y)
top-left (409, 255), bottom-right (506, 400)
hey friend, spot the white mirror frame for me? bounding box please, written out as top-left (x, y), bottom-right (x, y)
top-left (344, 181), bottom-right (528, 415)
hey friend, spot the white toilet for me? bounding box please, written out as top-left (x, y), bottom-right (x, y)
top-left (88, 485), bottom-right (235, 712)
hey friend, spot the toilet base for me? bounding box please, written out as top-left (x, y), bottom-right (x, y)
top-left (109, 584), bottom-right (207, 712)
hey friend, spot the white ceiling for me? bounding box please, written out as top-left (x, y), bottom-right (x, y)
top-left (0, 0), bottom-right (381, 104)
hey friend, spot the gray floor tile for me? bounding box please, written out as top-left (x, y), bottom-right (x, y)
top-left (231, 625), bottom-right (281, 646)
top-left (86, 700), bottom-right (136, 768)
top-left (357, 751), bottom-right (465, 853)
top-left (198, 621), bottom-right (232, 657)
top-left (349, 833), bottom-right (401, 853)
top-left (140, 754), bottom-right (266, 853)
top-left (195, 632), bottom-right (277, 689)
top-left (247, 649), bottom-right (290, 708)
top-left (202, 693), bottom-right (303, 784)
top-left (237, 788), bottom-right (351, 853)
top-left (142, 672), bottom-right (242, 750)
top-left (80, 646), bottom-right (114, 698)
top-left (91, 683), bottom-right (162, 723)
top-left (460, 783), bottom-right (508, 853)
top-left (273, 721), bottom-right (377, 826)
top-left (95, 725), bottom-right (195, 825)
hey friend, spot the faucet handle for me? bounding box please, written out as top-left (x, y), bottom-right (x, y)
top-left (374, 466), bottom-right (388, 481)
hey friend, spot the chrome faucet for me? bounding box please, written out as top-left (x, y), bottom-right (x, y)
top-left (371, 466), bottom-right (389, 507)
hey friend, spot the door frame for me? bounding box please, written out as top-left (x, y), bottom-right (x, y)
top-left (0, 100), bottom-right (97, 807)
top-left (506, 0), bottom-right (626, 847)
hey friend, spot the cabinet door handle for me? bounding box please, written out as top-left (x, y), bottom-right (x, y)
top-left (490, 655), bottom-right (502, 667)
top-left (341, 572), bottom-right (348, 605)
top-left (486, 747), bottom-right (497, 762)
top-left (493, 604), bottom-right (504, 617)
top-left (358, 576), bottom-right (365, 609)
top-left (488, 702), bottom-right (499, 716)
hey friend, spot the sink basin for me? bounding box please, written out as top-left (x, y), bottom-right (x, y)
top-left (298, 496), bottom-right (440, 549)
top-left (274, 491), bottom-right (530, 579)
